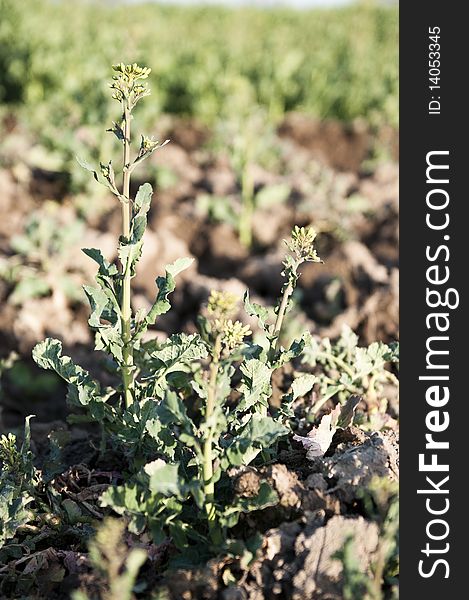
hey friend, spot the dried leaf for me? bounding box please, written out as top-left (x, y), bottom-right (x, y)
top-left (294, 405), bottom-right (341, 458)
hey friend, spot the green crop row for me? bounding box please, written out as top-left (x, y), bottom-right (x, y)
top-left (1, 0), bottom-right (398, 133)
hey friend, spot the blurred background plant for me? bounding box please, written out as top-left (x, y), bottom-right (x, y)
top-left (0, 0), bottom-right (397, 189)
top-left (0, 201), bottom-right (85, 307)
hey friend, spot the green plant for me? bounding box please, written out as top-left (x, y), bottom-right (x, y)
top-left (302, 325), bottom-right (399, 414)
top-left (216, 111), bottom-right (286, 248)
top-left (295, 161), bottom-right (372, 242)
top-left (196, 180), bottom-right (291, 247)
top-left (99, 227), bottom-right (321, 557)
top-left (0, 202), bottom-right (85, 306)
top-left (334, 536), bottom-right (370, 600)
top-left (96, 62), bottom-right (169, 408)
top-left (360, 477), bottom-right (399, 599)
top-left (30, 65), bottom-right (322, 559)
top-left (335, 478), bottom-right (399, 600)
top-left (34, 63), bottom-right (177, 413)
top-left (72, 518), bottom-right (146, 600)
top-left (0, 417), bottom-right (39, 548)
top-left (0, 417), bottom-right (69, 561)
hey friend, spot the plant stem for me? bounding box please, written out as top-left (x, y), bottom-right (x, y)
top-left (239, 164), bottom-right (254, 248)
top-left (268, 260), bottom-right (300, 362)
top-left (317, 351), bottom-right (356, 380)
top-left (203, 334), bottom-right (222, 542)
top-left (121, 104), bottom-right (134, 408)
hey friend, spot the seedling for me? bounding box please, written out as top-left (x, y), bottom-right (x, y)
top-left (0, 417), bottom-right (39, 547)
top-left (334, 478), bottom-right (399, 600)
top-left (214, 111), bottom-right (285, 248)
top-left (302, 325), bottom-right (399, 414)
top-left (72, 518), bottom-right (146, 600)
top-left (0, 203), bottom-right (84, 306)
top-left (196, 181), bottom-right (291, 247)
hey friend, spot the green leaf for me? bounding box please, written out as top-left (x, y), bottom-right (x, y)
top-left (158, 391), bottom-right (193, 434)
top-left (247, 414), bottom-right (289, 446)
top-left (226, 414), bottom-right (288, 467)
top-left (144, 459), bottom-right (182, 496)
top-left (118, 183), bottom-right (154, 278)
top-left (236, 359), bottom-right (272, 414)
top-left (243, 290), bottom-right (270, 333)
top-left (94, 323), bottom-right (124, 363)
top-left (62, 499), bottom-right (84, 525)
top-left (147, 334), bottom-right (208, 395)
top-left (101, 483), bottom-right (143, 516)
top-left (242, 481), bottom-right (278, 510)
top-left (291, 373), bottom-right (316, 400)
top-left (32, 338), bottom-right (101, 407)
top-left (0, 482), bottom-right (35, 547)
top-left (107, 121), bottom-right (125, 142)
top-left (82, 248), bottom-right (118, 277)
top-left (219, 482), bottom-right (279, 528)
top-left (82, 281), bottom-right (122, 362)
top-left (83, 284), bottom-right (111, 328)
top-left (76, 155), bottom-right (99, 181)
top-left (134, 182), bottom-right (152, 212)
top-left (255, 183), bottom-right (290, 209)
top-left (42, 429), bottom-right (71, 483)
top-left (152, 333), bottom-right (207, 368)
top-left (145, 257), bottom-right (194, 325)
top-left (279, 373), bottom-right (316, 421)
top-left (273, 334), bottom-right (309, 369)
top-left (76, 156), bottom-right (118, 195)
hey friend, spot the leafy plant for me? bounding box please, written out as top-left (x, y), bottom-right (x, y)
top-left (0, 416), bottom-right (39, 548)
top-left (30, 66), bottom-right (323, 560)
top-left (215, 110), bottom-right (285, 248)
top-left (0, 202), bottom-right (85, 306)
top-left (302, 325), bottom-right (399, 414)
top-left (33, 63), bottom-right (181, 414)
top-left (72, 518), bottom-right (146, 600)
top-left (101, 226), bottom-right (322, 558)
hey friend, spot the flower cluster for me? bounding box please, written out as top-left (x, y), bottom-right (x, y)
top-left (207, 290), bottom-right (239, 321)
top-left (110, 63), bottom-right (152, 107)
top-left (136, 135), bottom-right (170, 162)
top-left (98, 161), bottom-right (119, 196)
top-left (285, 226), bottom-right (321, 263)
top-left (215, 319), bottom-right (252, 353)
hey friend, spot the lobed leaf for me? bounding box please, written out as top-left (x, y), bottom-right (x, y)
top-left (236, 359), bottom-right (272, 414)
top-left (144, 459), bottom-right (183, 496)
top-left (82, 248), bottom-right (118, 277)
top-left (145, 257), bottom-right (194, 325)
top-left (243, 290), bottom-right (270, 333)
top-left (32, 338), bottom-right (102, 407)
